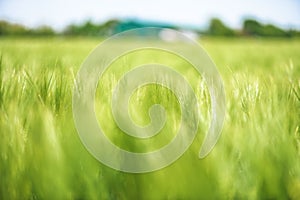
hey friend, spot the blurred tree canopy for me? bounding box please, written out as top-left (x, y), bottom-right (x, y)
top-left (63, 19), bottom-right (119, 36)
top-left (208, 18), bottom-right (236, 36)
top-left (243, 19), bottom-right (287, 37)
top-left (0, 18), bottom-right (299, 37)
top-left (0, 21), bottom-right (54, 36)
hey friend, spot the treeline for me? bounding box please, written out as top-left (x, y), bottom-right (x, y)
top-left (207, 18), bottom-right (300, 37)
top-left (0, 18), bottom-right (299, 37)
top-left (0, 21), bottom-right (55, 36)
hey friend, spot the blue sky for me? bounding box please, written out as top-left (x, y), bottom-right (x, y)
top-left (0, 0), bottom-right (299, 30)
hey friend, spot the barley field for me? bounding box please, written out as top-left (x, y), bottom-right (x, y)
top-left (0, 37), bottom-right (299, 199)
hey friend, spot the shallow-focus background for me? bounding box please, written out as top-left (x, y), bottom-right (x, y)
top-left (0, 0), bottom-right (300, 199)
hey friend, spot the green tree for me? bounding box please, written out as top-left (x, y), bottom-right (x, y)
top-left (31, 26), bottom-right (55, 36)
top-left (208, 18), bottom-right (235, 36)
top-left (243, 19), bottom-right (288, 37)
top-left (0, 20), bottom-right (29, 35)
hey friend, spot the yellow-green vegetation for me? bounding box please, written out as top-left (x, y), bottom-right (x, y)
top-left (0, 37), bottom-right (299, 199)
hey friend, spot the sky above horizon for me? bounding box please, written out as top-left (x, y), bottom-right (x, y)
top-left (0, 0), bottom-right (299, 30)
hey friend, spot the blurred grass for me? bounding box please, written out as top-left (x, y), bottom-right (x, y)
top-left (0, 37), bottom-right (299, 199)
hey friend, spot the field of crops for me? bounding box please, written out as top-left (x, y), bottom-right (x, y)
top-left (0, 37), bottom-right (299, 199)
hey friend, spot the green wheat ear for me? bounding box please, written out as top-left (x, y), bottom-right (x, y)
top-left (1, 36), bottom-right (300, 199)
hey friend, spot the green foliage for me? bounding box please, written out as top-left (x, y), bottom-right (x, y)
top-left (1, 18), bottom-right (300, 37)
top-left (0, 37), bottom-right (299, 199)
top-left (208, 18), bottom-right (236, 36)
top-left (0, 20), bottom-right (29, 36)
top-left (31, 26), bottom-right (55, 36)
top-left (243, 19), bottom-right (288, 37)
top-left (0, 20), bottom-right (54, 36)
top-left (63, 19), bottom-right (120, 36)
